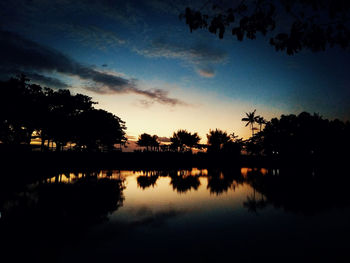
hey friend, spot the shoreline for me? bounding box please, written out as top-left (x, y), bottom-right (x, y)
top-left (1, 151), bottom-right (345, 170)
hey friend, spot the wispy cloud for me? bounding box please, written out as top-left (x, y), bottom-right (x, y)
top-left (0, 68), bottom-right (69, 89)
top-left (134, 39), bottom-right (227, 77)
top-left (63, 24), bottom-right (126, 50)
top-left (19, 72), bottom-right (70, 89)
top-left (196, 67), bottom-right (215, 78)
top-left (0, 30), bottom-right (185, 106)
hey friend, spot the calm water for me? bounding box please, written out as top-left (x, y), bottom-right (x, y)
top-left (1, 168), bottom-right (350, 262)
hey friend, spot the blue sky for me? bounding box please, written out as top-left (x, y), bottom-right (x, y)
top-left (0, 0), bottom-right (349, 143)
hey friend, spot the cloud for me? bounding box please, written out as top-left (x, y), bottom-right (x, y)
top-left (137, 99), bottom-right (155, 108)
top-left (134, 88), bottom-right (186, 106)
top-left (114, 206), bottom-right (186, 228)
top-left (134, 39), bottom-right (227, 77)
top-left (146, 0), bottom-right (206, 16)
top-left (20, 72), bottom-right (70, 89)
top-left (0, 68), bottom-right (69, 89)
top-left (63, 24), bottom-right (126, 50)
top-left (196, 67), bottom-right (215, 78)
top-left (96, 207), bottom-right (187, 239)
top-left (136, 39), bottom-right (227, 64)
top-left (0, 30), bottom-right (184, 105)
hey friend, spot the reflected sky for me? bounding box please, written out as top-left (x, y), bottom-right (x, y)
top-left (111, 174), bottom-right (251, 222)
top-left (2, 167), bottom-right (350, 263)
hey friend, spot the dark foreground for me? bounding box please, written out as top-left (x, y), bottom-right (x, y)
top-left (1, 165), bottom-right (350, 263)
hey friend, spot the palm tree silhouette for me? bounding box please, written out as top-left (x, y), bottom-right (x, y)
top-left (242, 109), bottom-right (257, 137)
top-left (255, 116), bottom-right (266, 132)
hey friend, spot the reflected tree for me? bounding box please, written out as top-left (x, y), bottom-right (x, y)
top-left (170, 171), bottom-right (200, 193)
top-left (137, 171), bottom-right (160, 189)
top-left (207, 169), bottom-right (244, 195)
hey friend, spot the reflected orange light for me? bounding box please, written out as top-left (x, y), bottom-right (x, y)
top-left (241, 167), bottom-right (268, 178)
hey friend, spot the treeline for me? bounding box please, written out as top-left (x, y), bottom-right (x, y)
top-left (136, 129), bottom-right (242, 154)
top-left (1, 75), bottom-right (349, 159)
top-left (0, 75), bottom-right (127, 151)
top-left (137, 110), bottom-right (350, 161)
top-left (243, 110), bottom-right (350, 160)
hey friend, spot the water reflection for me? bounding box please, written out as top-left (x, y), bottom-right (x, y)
top-left (1, 167), bottom-right (350, 262)
top-left (242, 166), bottom-right (350, 215)
top-left (206, 168), bottom-right (244, 195)
top-left (3, 167), bottom-right (350, 222)
top-left (2, 175), bottom-right (125, 224)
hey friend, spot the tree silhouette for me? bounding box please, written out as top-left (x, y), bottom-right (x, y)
top-left (255, 116), bottom-right (266, 132)
top-left (0, 75), bottom-right (126, 152)
top-left (170, 129), bottom-right (201, 152)
top-left (150, 135), bottom-right (160, 151)
top-left (137, 133), bottom-right (159, 151)
top-left (242, 109), bottom-right (257, 137)
top-left (180, 0), bottom-right (350, 55)
top-left (0, 74), bottom-right (43, 146)
top-left (74, 109), bottom-right (127, 152)
top-left (137, 133), bottom-right (152, 151)
top-left (252, 111), bottom-right (350, 159)
top-left (207, 129), bottom-right (231, 152)
top-left (206, 129), bottom-right (242, 154)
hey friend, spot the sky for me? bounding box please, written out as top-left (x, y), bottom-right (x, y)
top-left (0, 0), bottom-right (349, 147)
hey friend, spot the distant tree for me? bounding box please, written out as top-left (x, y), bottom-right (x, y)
top-left (150, 135), bottom-right (160, 151)
top-left (74, 109), bottom-right (127, 152)
top-left (207, 129), bottom-right (231, 152)
top-left (255, 116), bottom-right (266, 132)
top-left (242, 109), bottom-right (257, 137)
top-left (37, 87), bottom-right (97, 151)
top-left (0, 75), bottom-right (126, 152)
top-left (260, 111), bottom-right (350, 159)
top-left (137, 133), bottom-right (159, 151)
top-left (170, 129), bottom-right (201, 152)
top-left (0, 75), bottom-right (44, 145)
top-left (137, 133), bottom-right (152, 151)
top-left (180, 0), bottom-right (350, 55)
top-left (245, 134), bottom-right (264, 156)
top-left (222, 134), bottom-right (243, 155)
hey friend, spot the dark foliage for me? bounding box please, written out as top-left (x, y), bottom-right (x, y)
top-left (0, 75), bottom-right (127, 151)
top-left (180, 0), bottom-right (350, 54)
top-left (170, 129), bottom-right (201, 152)
top-left (245, 111), bottom-right (350, 161)
top-left (207, 128), bottom-right (242, 154)
top-left (137, 133), bottom-right (159, 151)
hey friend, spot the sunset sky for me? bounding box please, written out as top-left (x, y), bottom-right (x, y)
top-left (1, 0), bottom-right (349, 146)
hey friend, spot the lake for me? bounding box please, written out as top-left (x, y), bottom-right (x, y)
top-left (1, 167), bottom-right (349, 262)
